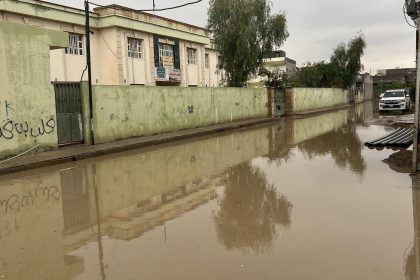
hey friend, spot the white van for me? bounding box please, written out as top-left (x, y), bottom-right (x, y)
top-left (379, 89), bottom-right (411, 113)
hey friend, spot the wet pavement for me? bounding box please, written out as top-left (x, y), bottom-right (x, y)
top-left (0, 101), bottom-right (418, 280)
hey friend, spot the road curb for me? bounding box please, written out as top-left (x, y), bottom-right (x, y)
top-left (0, 118), bottom-right (278, 176)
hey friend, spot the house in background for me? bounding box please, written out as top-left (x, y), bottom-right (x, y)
top-left (248, 50), bottom-right (297, 88)
top-left (0, 0), bottom-right (221, 87)
top-left (373, 68), bottom-right (416, 94)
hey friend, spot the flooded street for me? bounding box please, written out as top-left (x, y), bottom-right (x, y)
top-left (0, 101), bottom-right (418, 280)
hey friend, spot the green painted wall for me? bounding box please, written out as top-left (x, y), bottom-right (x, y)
top-left (292, 88), bottom-right (347, 112)
top-left (91, 86), bottom-right (268, 144)
top-left (288, 110), bottom-right (348, 145)
top-left (0, 21), bottom-right (68, 158)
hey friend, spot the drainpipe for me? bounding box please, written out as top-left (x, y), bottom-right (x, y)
top-left (85, 0), bottom-right (95, 145)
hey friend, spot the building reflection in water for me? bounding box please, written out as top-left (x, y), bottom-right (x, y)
top-left (0, 124), bottom-right (272, 279)
top-left (267, 110), bottom-right (366, 175)
top-left (213, 163), bottom-right (292, 253)
top-left (0, 108), bottom-right (369, 279)
top-left (353, 100), bottom-right (376, 125)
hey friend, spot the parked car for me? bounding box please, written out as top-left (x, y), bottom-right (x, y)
top-left (379, 89), bottom-right (411, 113)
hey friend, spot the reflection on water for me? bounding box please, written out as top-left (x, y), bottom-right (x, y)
top-left (268, 110), bottom-right (366, 174)
top-left (407, 177), bottom-right (420, 280)
top-left (214, 163), bottom-right (292, 253)
top-left (297, 124), bottom-right (366, 174)
top-left (353, 100), bottom-right (377, 124)
top-left (405, 246), bottom-right (416, 280)
top-left (0, 103), bottom-right (414, 280)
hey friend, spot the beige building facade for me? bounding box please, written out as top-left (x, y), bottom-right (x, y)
top-left (0, 0), bottom-right (221, 87)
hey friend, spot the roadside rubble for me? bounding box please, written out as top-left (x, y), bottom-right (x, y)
top-left (383, 149), bottom-right (412, 174)
top-left (367, 114), bottom-right (414, 128)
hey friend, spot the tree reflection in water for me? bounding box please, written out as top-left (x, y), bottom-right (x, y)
top-left (213, 163), bottom-right (292, 253)
top-left (297, 124), bottom-right (366, 174)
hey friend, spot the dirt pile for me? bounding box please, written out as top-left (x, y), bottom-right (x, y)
top-left (383, 149), bottom-right (412, 173)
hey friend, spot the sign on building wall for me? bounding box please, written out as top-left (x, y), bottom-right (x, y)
top-left (156, 67), bottom-right (167, 80)
top-left (169, 69), bottom-right (181, 82)
top-left (155, 67), bottom-right (181, 82)
top-left (162, 56), bottom-right (173, 67)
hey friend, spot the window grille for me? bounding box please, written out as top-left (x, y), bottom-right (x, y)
top-left (65, 33), bottom-right (83, 55)
top-left (187, 48), bottom-right (197, 65)
top-left (158, 43), bottom-right (174, 66)
top-left (128, 38), bottom-right (142, 58)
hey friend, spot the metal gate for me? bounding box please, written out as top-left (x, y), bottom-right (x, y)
top-left (274, 89), bottom-right (286, 117)
top-left (53, 82), bottom-right (84, 146)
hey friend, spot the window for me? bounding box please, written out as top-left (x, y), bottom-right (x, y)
top-left (187, 48), bottom-right (197, 65)
top-left (128, 38), bottom-right (142, 58)
top-left (217, 55), bottom-right (222, 68)
top-left (205, 54), bottom-right (209, 68)
top-left (65, 33), bottom-right (83, 55)
top-left (158, 43), bottom-right (174, 67)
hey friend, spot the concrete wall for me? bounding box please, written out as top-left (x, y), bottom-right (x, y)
top-left (355, 75), bottom-right (374, 103)
top-left (286, 110), bottom-right (348, 145)
top-left (286, 87), bottom-right (347, 114)
top-left (0, 21), bottom-right (67, 158)
top-left (89, 85), bottom-right (268, 144)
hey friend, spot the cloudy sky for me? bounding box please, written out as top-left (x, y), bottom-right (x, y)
top-left (49, 0), bottom-right (416, 74)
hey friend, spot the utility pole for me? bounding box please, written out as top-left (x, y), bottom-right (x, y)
top-left (84, 0), bottom-right (95, 145)
top-left (413, 26), bottom-right (420, 172)
top-left (406, 0), bottom-right (420, 171)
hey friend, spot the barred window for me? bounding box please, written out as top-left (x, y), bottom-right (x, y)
top-left (65, 33), bottom-right (83, 55)
top-left (128, 38), bottom-right (142, 59)
top-left (187, 48), bottom-right (197, 65)
top-left (159, 43), bottom-right (174, 58)
top-left (158, 43), bottom-right (174, 67)
top-left (205, 54), bottom-right (209, 68)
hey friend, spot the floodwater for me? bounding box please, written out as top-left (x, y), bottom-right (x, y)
top-left (0, 101), bottom-right (418, 280)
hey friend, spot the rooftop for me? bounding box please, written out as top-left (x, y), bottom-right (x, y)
top-left (93, 4), bottom-right (210, 34)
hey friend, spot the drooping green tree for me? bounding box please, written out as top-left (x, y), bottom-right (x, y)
top-left (330, 33), bottom-right (366, 88)
top-left (290, 33), bottom-right (366, 89)
top-left (207, 0), bottom-right (289, 87)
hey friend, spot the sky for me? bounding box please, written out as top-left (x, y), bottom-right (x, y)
top-left (48, 0), bottom-right (416, 74)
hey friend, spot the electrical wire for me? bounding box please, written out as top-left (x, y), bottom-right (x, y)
top-left (0, 145), bottom-right (40, 165)
top-left (100, 32), bottom-right (120, 58)
top-left (88, 0), bottom-right (203, 12)
top-left (80, 63), bottom-right (88, 82)
top-left (403, 2), bottom-right (417, 29)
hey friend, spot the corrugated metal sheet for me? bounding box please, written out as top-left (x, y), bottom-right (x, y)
top-left (365, 127), bottom-right (413, 147)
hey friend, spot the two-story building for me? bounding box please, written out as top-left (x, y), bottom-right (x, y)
top-left (0, 0), bottom-right (221, 87)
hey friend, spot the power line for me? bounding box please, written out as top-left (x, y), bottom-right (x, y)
top-left (88, 0), bottom-right (203, 12)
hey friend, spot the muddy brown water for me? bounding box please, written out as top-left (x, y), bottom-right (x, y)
top-left (0, 102), bottom-right (418, 280)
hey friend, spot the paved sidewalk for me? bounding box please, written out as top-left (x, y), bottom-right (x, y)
top-left (0, 117), bottom-right (277, 175)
